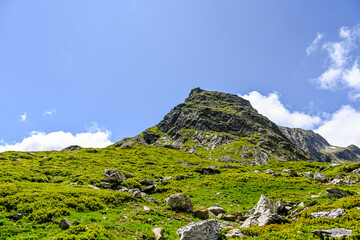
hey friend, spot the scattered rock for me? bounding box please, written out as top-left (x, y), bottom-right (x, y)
top-left (282, 169), bottom-right (298, 177)
top-left (165, 193), bottom-right (193, 212)
top-left (143, 206), bottom-right (151, 211)
top-left (312, 228), bottom-right (353, 238)
top-left (140, 179), bottom-right (154, 186)
top-left (266, 169), bottom-right (275, 175)
top-left (88, 185), bottom-right (100, 190)
top-left (220, 165), bottom-right (239, 169)
top-left (326, 188), bottom-right (353, 198)
top-left (177, 219), bottom-right (231, 240)
top-left (193, 209), bottom-right (209, 219)
top-left (329, 178), bottom-right (343, 185)
top-left (195, 168), bottom-right (220, 175)
top-left (99, 182), bottom-right (112, 189)
top-left (62, 145), bottom-right (82, 151)
top-left (225, 228), bottom-right (245, 238)
top-left (311, 208), bottom-right (346, 218)
top-left (207, 206), bottom-right (226, 215)
top-left (125, 173), bottom-right (135, 178)
top-left (174, 175), bottom-right (185, 180)
top-left (298, 202), bottom-right (305, 208)
top-left (314, 172), bottom-right (326, 182)
top-left (145, 197), bottom-right (160, 205)
top-left (141, 185), bottom-right (157, 194)
top-left (329, 163), bottom-right (341, 168)
top-left (253, 170), bottom-right (260, 173)
top-left (59, 218), bottom-right (72, 230)
top-left (128, 188), bottom-right (142, 198)
top-left (302, 171), bottom-right (314, 178)
top-left (152, 227), bottom-right (164, 240)
top-left (6, 213), bottom-right (24, 221)
top-left (104, 169), bottom-right (127, 183)
top-left (12, 158), bottom-right (21, 162)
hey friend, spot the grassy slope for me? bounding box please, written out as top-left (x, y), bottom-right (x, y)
top-left (1, 146), bottom-right (360, 239)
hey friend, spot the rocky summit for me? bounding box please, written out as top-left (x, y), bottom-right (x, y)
top-left (115, 88), bottom-right (308, 165)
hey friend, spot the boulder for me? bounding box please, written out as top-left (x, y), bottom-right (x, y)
top-left (141, 185), bottom-right (157, 194)
top-left (311, 208), bottom-right (346, 219)
top-left (152, 227), bottom-right (165, 240)
top-left (302, 171), bottom-right (314, 178)
top-left (207, 206), bottom-right (226, 215)
top-left (104, 169), bottom-right (126, 183)
top-left (314, 172), bottom-right (326, 182)
top-left (165, 193), bottom-right (193, 212)
top-left (282, 169), bottom-right (298, 177)
top-left (5, 213), bottom-right (24, 221)
top-left (140, 179), bottom-right (154, 186)
top-left (193, 209), bottom-right (209, 219)
top-left (225, 228), bottom-right (245, 238)
top-left (329, 163), bottom-right (341, 168)
top-left (312, 228), bottom-right (352, 238)
top-left (326, 188), bottom-right (353, 198)
top-left (59, 218), bottom-right (72, 230)
top-left (62, 145), bottom-right (82, 151)
top-left (177, 219), bottom-right (230, 240)
top-left (195, 168), bottom-right (220, 175)
top-left (265, 169), bottom-right (275, 175)
top-left (99, 182), bottom-right (112, 189)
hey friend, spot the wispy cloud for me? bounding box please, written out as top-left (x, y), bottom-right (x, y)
top-left (20, 112), bottom-right (27, 122)
top-left (43, 109), bottom-right (56, 116)
top-left (0, 123), bottom-right (112, 152)
top-left (306, 32), bottom-right (324, 56)
top-left (310, 24), bottom-right (360, 98)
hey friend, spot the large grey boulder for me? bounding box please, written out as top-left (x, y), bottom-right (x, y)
top-left (104, 169), bottom-right (127, 183)
top-left (312, 228), bottom-right (353, 238)
top-left (326, 188), bottom-right (353, 198)
top-left (282, 169), bottom-right (298, 177)
top-left (311, 208), bottom-right (346, 218)
top-left (207, 206), bottom-right (226, 216)
top-left (62, 145), bottom-right (82, 151)
top-left (165, 193), bottom-right (193, 212)
top-left (177, 219), bottom-right (230, 240)
top-left (314, 172), bottom-right (326, 182)
top-left (241, 195), bottom-right (286, 228)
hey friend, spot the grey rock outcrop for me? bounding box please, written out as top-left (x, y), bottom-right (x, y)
top-left (104, 169), bottom-right (126, 183)
top-left (62, 145), bottom-right (82, 151)
top-left (314, 172), bottom-right (326, 182)
top-left (177, 219), bottom-right (231, 240)
top-left (311, 208), bottom-right (346, 218)
top-left (326, 188), bottom-right (353, 198)
top-left (193, 209), bottom-right (209, 219)
top-left (225, 229), bottom-right (245, 238)
top-left (59, 218), bottom-right (72, 230)
top-left (152, 227), bottom-right (164, 240)
top-left (165, 193), bottom-right (193, 212)
top-left (312, 228), bottom-right (353, 238)
top-left (282, 169), bottom-right (298, 177)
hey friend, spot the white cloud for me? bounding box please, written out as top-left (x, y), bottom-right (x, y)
top-left (20, 112), bottom-right (27, 122)
top-left (311, 24), bottom-right (360, 96)
top-left (240, 91), bottom-right (322, 129)
top-left (0, 128), bottom-right (113, 152)
top-left (315, 105), bottom-right (360, 146)
top-left (43, 109), bottom-right (56, 116)
top-left (306, 32), bottom-right (324, 56)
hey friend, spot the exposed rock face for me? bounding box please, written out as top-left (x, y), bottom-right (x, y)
top-left (311, 208), bottom-right (346, 218)
top-left (312, 228), bottom-right (353, 238)
top-left (177, 219), bottom-right (231, 240)
top-left (165, 193), bottom-right (193, 212)
top-left (225, 229), bottom-right (245, 238)
top-left (104, 169), bottom-right (127, 183)
top-left (279, 126), bottom-right (360, 163)
top-left (114, 88), bottom-right (309, 165)
top-left (326, 188), bottom-right (353, 198)
top-left (62, 145), bottom-right (82, 151)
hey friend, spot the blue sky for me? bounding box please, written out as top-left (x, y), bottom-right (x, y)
top-left (1, 0), bottom-right (360, 151)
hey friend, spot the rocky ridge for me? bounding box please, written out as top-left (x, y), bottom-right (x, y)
top-left (114, 88), bottom-right (309, 165)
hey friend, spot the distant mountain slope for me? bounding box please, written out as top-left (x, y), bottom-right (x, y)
top-left (114, 88), bottom-right (309, 165)
top-left (279, 126), bottom-right (360, 163)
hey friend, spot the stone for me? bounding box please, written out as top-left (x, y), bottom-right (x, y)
top-left (145, 197), bottom-right (160, 205)
top-left (275, 201), bottom-right (286, 214)
top-left (225, 228), bottom-right (245, 238)
top-left (193, 209), bottom-right (209, 219)
top-left (312, 228), bottom-right (352, 238)
top-left (222, 214), bottom-right (237, 222)
top-left (62, 145), bottom-right (82, 151)
top-left (59, 218), bottom-right (72, 230)
top-left (207, 206), bottom-right (226, 215)
top-left (298, 202), bottom-right (305, 208)
top-left (143, 131), bottom-right (160, 144)
top-left (104, 169), bottom-right (127, 183)
top-left (128, 188), bottom-right (142, 198)
top-left (125, 173), bottom-right (135, 178)
top-left (195, 168), bottom-right (220, 175)
top-left (302, 171), bottom-right (314, 178)
top-left (282, 169), bottom-right (298, 177)
top-left (88, 184), bottom-right (100, 190)
top-left (165, 193), bottom-right (193, 212)
top-left (141, 185), bottom-right (157, 194)
top-left (6, 213), bottom-right (24, 221)
top-left (174, 175), bottom-right (185, 180)
top-left (220, 165), bottom-right (239, 169)
top-left (326, 188), bottom-right (353, 198)
top-left (311, 208), bottom-right (346, 219)
top-left (177, 219), bottom-right (231, 240)
top-left (152, 227), bottom-right (164, 240)
top-left (140, 179), bottom-right (154, 186)
top-left (314, 172), bottom-right (326, 182)
top-left (329, 178), bottom-right (343, 185)
top-left (330, 163), bottom-right (341, 168)
top-left (266, 169), bottom-right (275, 175)
top-left (99, 182), bottom-right (112, 189)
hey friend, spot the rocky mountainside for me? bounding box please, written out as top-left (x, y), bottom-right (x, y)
top-left (115, 88), bottom-right (309, 165)
top-left (279, 126), bottom-right (360, 163)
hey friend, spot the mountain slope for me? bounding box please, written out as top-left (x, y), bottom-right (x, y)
top-left (279, 126), bottom-right (360, 163)
top-left (115, 88), bottom-right (309, 165)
